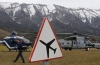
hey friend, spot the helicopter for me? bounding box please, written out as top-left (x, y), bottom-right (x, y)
top-left (0, 31), bottom-right (32, 51)
top-left (57, 32), bottom-right (95, 51)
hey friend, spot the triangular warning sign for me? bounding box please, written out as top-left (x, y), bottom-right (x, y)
top-left (29, 17), bottom-right (63, 62)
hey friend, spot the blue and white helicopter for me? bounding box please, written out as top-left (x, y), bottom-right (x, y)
top-left (0, 32), bottom-right (32, 51)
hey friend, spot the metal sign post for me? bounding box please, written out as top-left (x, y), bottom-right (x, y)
top-left (42, 60), bottom-right (49, 65)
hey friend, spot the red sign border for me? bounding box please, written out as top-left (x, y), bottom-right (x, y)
top-left (29, 17), bottom-right (63, 63)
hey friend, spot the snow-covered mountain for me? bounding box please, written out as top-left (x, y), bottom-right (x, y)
top-left (0, 2), bottom-right (100, 35)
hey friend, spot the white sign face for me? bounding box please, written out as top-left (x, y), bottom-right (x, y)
top-left (29, 17), bottom-right (63, 62)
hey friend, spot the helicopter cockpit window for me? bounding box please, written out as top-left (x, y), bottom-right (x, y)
top-left (21, 38), bottom-right (30, 43)
top-left (13, 39), bottom-right (24, 44)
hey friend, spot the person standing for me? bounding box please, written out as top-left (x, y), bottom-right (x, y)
top-left (13, 40), bottom-right (25, 63)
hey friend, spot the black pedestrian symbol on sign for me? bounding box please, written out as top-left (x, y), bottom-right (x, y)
top-left (39, 39), bottom-right (57, 58)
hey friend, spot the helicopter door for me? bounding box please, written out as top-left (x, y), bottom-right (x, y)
top-left (4, 38), bottom-right (16, 48)
top-left (71, 40), bottom-right (77, 48)
top-left (77, 37), bottom-right (85, 48)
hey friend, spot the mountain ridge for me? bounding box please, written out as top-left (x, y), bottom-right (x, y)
top-left (0, 3), bottom-right (100, 36)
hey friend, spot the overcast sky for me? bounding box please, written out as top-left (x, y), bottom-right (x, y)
top-left (0, 0), bottom-right (100, 9)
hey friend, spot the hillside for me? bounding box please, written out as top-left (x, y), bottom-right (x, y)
top-left (0, 3), bottom-right (100, 35)
top-left (0, 29), bottom-right (9, 39)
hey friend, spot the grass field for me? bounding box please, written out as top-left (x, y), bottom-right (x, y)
top-left (1, 46), bottom-right (100, 65)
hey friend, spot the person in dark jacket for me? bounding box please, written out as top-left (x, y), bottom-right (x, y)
top-left (13, 40), bottom-right (25, 63)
